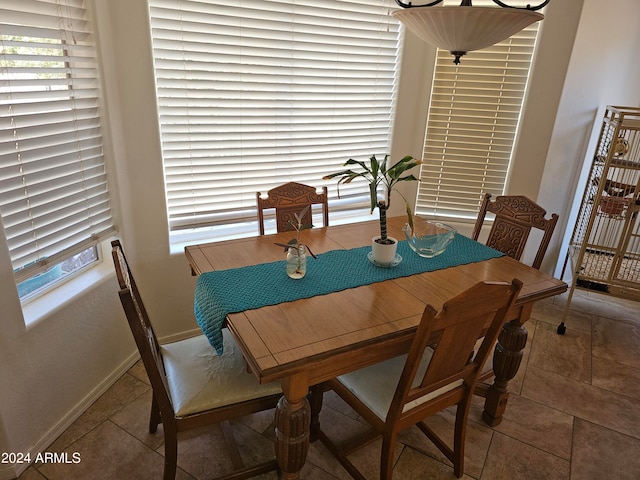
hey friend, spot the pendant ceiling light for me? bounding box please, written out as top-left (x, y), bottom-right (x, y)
top-left (392, 0), bottom-right (550, 64)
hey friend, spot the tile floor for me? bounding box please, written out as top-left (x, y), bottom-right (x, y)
top-left (17, 289), bottom-right (640, 480)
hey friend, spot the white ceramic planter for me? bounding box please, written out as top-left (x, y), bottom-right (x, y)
top-left (371, 236), bottom-right (398, 266)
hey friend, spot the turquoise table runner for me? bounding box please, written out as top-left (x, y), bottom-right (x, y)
top-left (194, 235), bottom-right (504, 354)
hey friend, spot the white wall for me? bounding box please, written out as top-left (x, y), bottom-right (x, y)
top-left (538, 0), bottom-right (640, 276)
top-left (503, 0), bottom-right (586, 270)
top-left (94, 0), bottom-right (201, 340)
top-left (2, 0), bottom-right (640, 477)
top-left (0, 243), bottom-right (136, 479)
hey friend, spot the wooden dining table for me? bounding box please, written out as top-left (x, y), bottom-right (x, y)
top-left (185, 216), bottom-right (567, 479)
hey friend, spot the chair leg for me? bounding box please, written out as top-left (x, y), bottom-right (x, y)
top-left (149, 394), bottom-right (161, 433)
top-left (163, 424), bottom-right (178, 480)
top-left (452, 402), bottom-right (471, 479)
top-left (380, 433), bottom-right (397, 480)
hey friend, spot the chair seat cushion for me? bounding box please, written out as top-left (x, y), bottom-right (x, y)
top-left (336, 348), bottom-right (462, 421)
top-left (161, 330), bottom-right (282, 417)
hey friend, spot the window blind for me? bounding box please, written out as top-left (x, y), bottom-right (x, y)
top-left (416, 22), bottom-right (539, 220)
top-left (0, 0), bottom-right (114, 281)
top-left (148, 0), bottom-right (400, 232)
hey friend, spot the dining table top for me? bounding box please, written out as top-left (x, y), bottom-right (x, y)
top-left (185, 216), bottom-right (568, 385)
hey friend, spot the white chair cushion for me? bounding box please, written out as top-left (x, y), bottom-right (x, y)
top-left (336, 347), bottom-right (462, 421)
top-left (161, 330), bottom-right (282, 417)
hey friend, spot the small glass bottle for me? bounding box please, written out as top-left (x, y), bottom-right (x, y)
top-left (286, 244), bottom-right (307, 279)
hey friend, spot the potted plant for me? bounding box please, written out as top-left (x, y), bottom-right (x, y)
top-left (274, 206), bottom-right (317, 279)
top-left (324, 154), bottom-right (421, 265)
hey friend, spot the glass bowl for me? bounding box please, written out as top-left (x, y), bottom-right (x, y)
top-left (403, 219), bottom-right (456, 258)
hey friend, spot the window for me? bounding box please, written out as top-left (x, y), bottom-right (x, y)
top-left (148, 0), bottom-right (401, 237)
top-left (0, 0), bottom-right (114, 300)
top-left (415, 20), bottom-right (540, 220)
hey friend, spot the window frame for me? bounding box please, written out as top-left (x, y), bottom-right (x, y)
top-left (415, 21), bottom-right (541, 222)
top-left (148, 0), bottom-right (403, 241)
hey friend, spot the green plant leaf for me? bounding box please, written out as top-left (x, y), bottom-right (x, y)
top-left (378, 154), bottom-right (388, 176)
top-left (294, 205), bottom-right (310, 225)
top-left (323, 168), bottom-right (357, 180)
top-left (368, 182), bottom-right (378, 212)
top-left (345, 158), bottom-right (371, 172)
top-left (370, 154), bottom-right (380, 180)
top-left (406, 202), bottom-right (414, 232)
top-left (274, 241), bottom-right (296, 253)
top-left (305, 244), bottom-right (317, 259)
top-left (387, 155), bottom-right (422, 180)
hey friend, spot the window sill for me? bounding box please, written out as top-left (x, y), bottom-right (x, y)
top-left (22, 249), bottom-right (115, 329)
top-left (169, 211), bottom-right (377, 255)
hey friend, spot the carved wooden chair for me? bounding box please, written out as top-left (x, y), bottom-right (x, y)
top-left (256, 182), bottom-right (329, 235)
top-left (111, 240), bottom-right (282, 480)
top-left (472, 193), bottom-right (559, 269)
top-left (318, 279), bottom-right (523, 480)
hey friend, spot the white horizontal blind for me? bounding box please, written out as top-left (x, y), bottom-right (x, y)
top-left (149, 0), bottom-right (400, 231)
top-left (416, 22), bottom-right (539, 220)
top-left (0, 0), bottom-right (113, 279)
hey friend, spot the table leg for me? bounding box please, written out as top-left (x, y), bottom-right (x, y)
top-left (481, 311), bottom-right (530, 426)
top-left (275, 374), bottom-right (311, 480)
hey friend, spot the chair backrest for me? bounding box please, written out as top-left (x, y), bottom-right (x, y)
top-left (471, 194), bottom-right (558, 269)
top-left (256, 182), bottom-right (329, 235)
top-left (111, 240), bottom-right (175, 417)
top-left (387, 279), bottom-right (522, 425)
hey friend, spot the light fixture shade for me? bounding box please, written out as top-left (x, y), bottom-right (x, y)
top-left (392, 6), bottom-right (543, 54)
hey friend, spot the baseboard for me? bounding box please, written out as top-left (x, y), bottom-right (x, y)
top-left (5, 351), bottom-right (139, 480)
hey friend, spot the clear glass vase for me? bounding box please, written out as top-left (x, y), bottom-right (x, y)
top-left (286, 244), bottom-right (307, 279)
